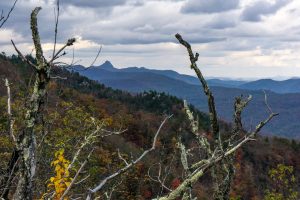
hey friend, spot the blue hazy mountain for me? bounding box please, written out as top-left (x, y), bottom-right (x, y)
top-left (239, 78), bottom-right (300, 93)
top-left (73, 61), bottom-right (247, 87)
top-left (71, 61), bottom-right (300, 139)
top-left (207, 79), bottom-right (246, 88)
top-left (74, 61), bottom-right (300, 94)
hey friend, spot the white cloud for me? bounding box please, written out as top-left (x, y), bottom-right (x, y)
top-left (241, 0), bottom-right (292, 22)
top-left (181, 0), bottom-right (240, 14)
top-left (0, 29), bottom-right (25, 44)
top-left (1, 0), bottom-right (300, 78)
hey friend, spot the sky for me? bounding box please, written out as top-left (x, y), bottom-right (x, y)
top-left (1, 0), bottom-right (300, 79)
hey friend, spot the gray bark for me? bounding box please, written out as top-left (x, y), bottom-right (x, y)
top-left (10, 7), bottom-right (75, 199)
top-left (13, 7), bottom-right (48, 200)
top-left (158, 34), bottom-right (278, 200)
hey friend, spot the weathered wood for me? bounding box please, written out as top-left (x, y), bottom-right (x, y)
top-left (155, 34), bottom-right (278, 200)
top-left (13, 7), bottom-right (47, 200)
top-left (10, 7), bottom-right (75, 200)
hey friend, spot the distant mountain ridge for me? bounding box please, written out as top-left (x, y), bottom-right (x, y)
top-left (239, 78), bottom-right (300, 93)
top-left (75, 61), bottom-right (300, 94)
top-left (71, 61), bottom-right (300, 139)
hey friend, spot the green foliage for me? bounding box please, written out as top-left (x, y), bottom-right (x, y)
top-left (264, 164), bottom-right (298, 200)
top-left (0, 97), bottom-right (8, 133)
top-left (230, 196), bottom-right (241, 200)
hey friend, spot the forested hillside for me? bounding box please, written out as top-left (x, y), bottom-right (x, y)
top-left (1, 0), bottom-right (300, 199)
top-left (72, 61), bottom-right (300, 139)
top-left (0, 54), bottom-right (299, 199)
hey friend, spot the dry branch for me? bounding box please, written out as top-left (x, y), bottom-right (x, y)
top-left (86, 115), bottom-right (172, 200)
top-left (156, 111), bottom-right (277, 200)
top-left (0, 0), bottom-right (18, 28)
top-left (152, 34), bottom-right (278, 200)
top-left (175, 34), bottom-right (222, 149)
top-left (4, 78), bottom-right (16, 143)
top-left (8, 7), bottom-right (75, 200)
top-left (60, 149), bottom-right (94, 200)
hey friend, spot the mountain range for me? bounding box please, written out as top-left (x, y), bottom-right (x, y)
top-left (75, 61), bottom-right (300, 93)
top-left (1, 54), bottom-right (300, 200)
top-left (72, 61), bottom-right (300, 139)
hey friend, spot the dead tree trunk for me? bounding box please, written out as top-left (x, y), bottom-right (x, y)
top-left (152, 34), bottom-right (278, 200)
top-left (12, 7), bottom-right (49, 200)
top-left (3, 7), bottom-right (75, 199)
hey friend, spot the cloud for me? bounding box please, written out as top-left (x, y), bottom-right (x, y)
top-left (0, 29), bottom-right (25, 45)
top-left (133, 24), bottom-right (155, 32)
top-left (60, 0), bottom-right (185, 8)
top-left (181, 0), bottom-right (240, 14)
top-left (1, 0), bottom-right (300, 78)
top-left (61, 0), bottom-right (127, 8)
top-left (184, 35), bottom-right (227, 43)
top-left (241, 0), bottom-right (292, 22)
top-left (205, 16), bottom-right (237, 29)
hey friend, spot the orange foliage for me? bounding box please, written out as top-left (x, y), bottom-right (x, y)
top-left (171, 178), bottom-right (181, 190)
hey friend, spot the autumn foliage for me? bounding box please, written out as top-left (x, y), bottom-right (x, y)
top-left (0, 55), bottom-right (299, 199)
top-left (43, 149), bottom-right (72, 200)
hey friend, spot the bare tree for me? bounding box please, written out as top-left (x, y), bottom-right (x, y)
top-left (85, 115), bottom-right (171, 200)
top-left (1, 4), bottom-right (171, 199)
top-left (1, 7), bottom-right (75, 200)
top-left (0, 2), bottom-right (278, 199)
top-left (149, 34), bottom-right (278, 200)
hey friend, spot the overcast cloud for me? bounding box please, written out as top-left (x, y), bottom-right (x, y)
top-left (0, 0), bottom-right (299, 79)
top-left (181, 0), bottom-right (240, 14)
top-left (241, 0), bottom-right (292, 21)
